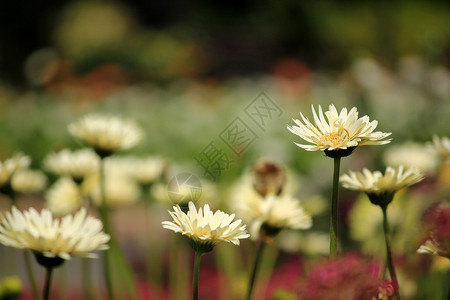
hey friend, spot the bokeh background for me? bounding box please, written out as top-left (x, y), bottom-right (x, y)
top-left (0, 0), bottom-right (449, 299)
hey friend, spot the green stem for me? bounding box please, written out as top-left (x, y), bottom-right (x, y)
top-left (43, 267), bottom-right (54, 300)
top-left (110, 237), bottom-right (139, 300)
top-left (330, 157), bottom-right (341, 256)
top-left (193, 251), bottom-right (203, 300)
top-left (81, 258), bottom-right (94, 300)
top-left (245, 239), bottom-right (266, 300)
top-left (381, 205), bottom-right (401, 300)
top-left (24, 251), bottom-right (41, 300)
top-left (99, 158), bottom-right (115, 300)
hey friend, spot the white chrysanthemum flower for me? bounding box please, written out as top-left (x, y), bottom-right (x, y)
top-left (68, 114), bottom-right (143, 155)
top-left (43, 148), bottom-right (99, 181)
top-left (105, 156), bottom-right (165, 185)
top-left (383, 142), bottom-right (438, 173)
top-left (82, 173), bottom-right (141, 207)
top-left (430, 135), bottom-right (450, 163)
top-left (287, 104), bottom-right (391, 157)
top-left (241, 194), bottom-right (312, 238)
top-left (340, 166), bottom-right (424, 195)
top-left (0, 153), bottom-right (31, 187)
top-left (11, 169), bottom-right (47, 194)
top-left (0, 207), bottom-right (110, 260)
top-left (162, 201), bottom-right (250, 250)
top-left (46, 177), bottom-right (83, 216)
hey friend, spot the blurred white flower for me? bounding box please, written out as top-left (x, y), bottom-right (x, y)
top-left (429, 135), bottom-right (450, 163)
top-left (341, 166), bottom-right (423, 196)
top-left (43, 148), bottom-right (99, 181)
top-left (68, 114), bottom-right (143, 155)
top-left (162, 201), bottom-right (250, 251)
top-left (0, 153), bottom-right (31, 188)
top-left (383, 141), bottom-right (438, 173)
top-left (0, 207), bottom-right (110, 260)
top-left (287, 104), bottom-right (391, 157)
top-left (82, 173), bottom-right (141, 207)
top-left (46, 177), bottom-right (83, 216)
top-left (11, 169), bottom-right (47, 194)
top-left (105, 156), bottom-right (165, 185)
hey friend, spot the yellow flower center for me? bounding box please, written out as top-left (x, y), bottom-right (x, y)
top-left (320, 132), bottom-right (346, 146)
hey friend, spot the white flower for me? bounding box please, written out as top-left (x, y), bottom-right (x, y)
top-left (0, 153), bottom-right (31, 187)
top-left (162, 201), bottom-right (250, 246)
top-left (430, 135), bottom-right (450, 163)
top-left (383, 142), bottom-right (438, 173)
top-left (0, 207), bottom-right (110, 260)
top-left (46, 177), bottom-right (83, 216)
top-left (417, 240), bottom-right (443, 257)
top-left (43, 148), bottom-right (99, 180)
top-left (11, 169), bottom-right (47, 194)
top-left (240, 194), bottom-right (312, 237)
top-left (340, 166), bottom-right (424, 195)
top-left (287, 104), bottom-right (391, 153)
top-left (68, 114), bottom-right (143, 154)
top-left (82, 173), bottom-right (141, 207)
top-left (105, 156), bottom-right (165, 185)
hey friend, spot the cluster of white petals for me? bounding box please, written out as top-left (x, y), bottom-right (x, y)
top-left (162, 202), bottom-right (250, 246)
top-left (68, 114), bottom-right (143, 153)
top-left (0, 153), bottom-right (31, 187)
top-left (82, 173), bottom-right (141, 207)
top-left (287, 104), bottom-right (391, 151)
top-left (245, 195), bottom-right (312, 237)
top-left (340, 166), bottom-right (423, 195)
top-left (46, 177), bottom-right (83, 216)
top-left (0, 207), bottom-right (110, 260)
top-left (105, 156), bottom-right (165, 185)
top-left (11, 169), bottom-right (47, 194)
top-left (43, 148), bottom-right (99, 180)
top-left (430, 135), bottom-right (450, 162)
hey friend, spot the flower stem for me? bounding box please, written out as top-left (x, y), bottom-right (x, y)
top-left (43, 267), bottom-right (54, 300)
top-left (99, 158), bottom-right (115, 300)
top-left (24, 251), bottom-right (41, 300)
top-left (193, 251), bottom-right (203, 300)
top-left (381, 205), bottom-right (401, 300)
top-left (330, 157), bottom-right (341, 256)
top-left (81, 258), bottom-right (94, 300)
top-left (245, 239), bottom-right (266, 300)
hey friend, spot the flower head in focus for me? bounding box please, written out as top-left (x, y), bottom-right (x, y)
top-left (287, 104), bottom-right (391, 158)
top-left (340, 166), bottom-right (423, 207)
top-left (68, 114), bottom-right (143, 157)
top-left (11, 169), bottom-right (47, 195)
top-left (46, 177), bottom-right (84, 216)
top-left (162, 201), bottom-right (250, 253)
top-left (43, 148), bottom-right (99, 182)
top-left (0, 207), bottom-right (110, 261)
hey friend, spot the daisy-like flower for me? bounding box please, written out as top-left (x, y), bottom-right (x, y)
top-left (162, 201), bottom-right (249, 253)
top-left (46, 177), bottom-right (83, 216)
top-left (240, 194), bottom-right (312, 238)
top-left (0, 206), bottom-right (110, 260)
top-left (43, 148), bottom-right (99, 182)
top-left (430, 135), bottom-right (450, 163)
top-left (82, 173), bottom-right (141, 207)
top-left (383, 142), bottom-right (438, 173)
top-left (340, 166), bottom-right (423, 207)
top-left (287, 104), bottom-right (391, 158)
top-left (68, 114), bottom-right (143, 157)
top-left (0, 153), bottom-right (31, 190)
top-left (11, 169), bottom-right (47, 195)
top-left (105, 156), bottom-right (166, 185)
